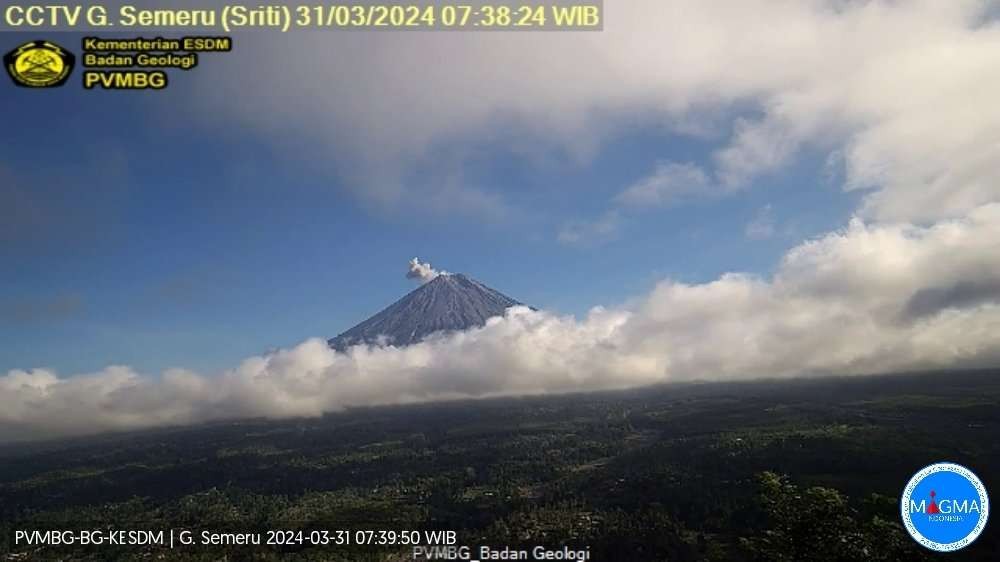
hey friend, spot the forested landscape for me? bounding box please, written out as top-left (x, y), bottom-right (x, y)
top-left (2, 370), bottom-right (997, 561)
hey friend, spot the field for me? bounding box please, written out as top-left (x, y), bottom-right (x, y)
top-left (1, 370), bottom-right (998, 561)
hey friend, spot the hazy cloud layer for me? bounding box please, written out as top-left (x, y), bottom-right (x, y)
top-left (557, 211), bottom-right (621, 246)
top-left (745, 205), bottom-right (777, 241)
top-left (5, 204), bottom-right (1000, 442)
top-left (0, 295), bottom-right (83, 326)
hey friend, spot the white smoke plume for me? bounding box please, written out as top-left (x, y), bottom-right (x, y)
top-left (3, 205), bottom-right (1000, 442)
top-left (406, 257), bottom-right (446, 283)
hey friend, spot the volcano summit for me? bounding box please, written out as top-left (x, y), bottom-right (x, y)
top-left (328, 272), bottom-right (526, 351)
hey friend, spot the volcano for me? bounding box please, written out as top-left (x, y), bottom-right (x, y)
top-left (328, 273), bottom-right (526, 351)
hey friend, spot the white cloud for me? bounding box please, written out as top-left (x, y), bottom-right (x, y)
top-left (567, 162), bottom-right (708, 245)
top-left (714, 117), bottom-right (802, 189)
top-left (5, 204), bottom-right (1000, 442)
top-left (186, 0), bottom-right (1000, 222)
top-left (615, 162), bottom-right (711, 207)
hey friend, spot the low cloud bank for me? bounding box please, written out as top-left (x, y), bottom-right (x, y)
top-left (4, 205), bottom-right (1000, 442)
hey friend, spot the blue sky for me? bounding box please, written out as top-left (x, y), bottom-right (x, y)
top-left (0, 63), bottom-right (856, 375)
top-left (0, 29), bottom-right (870, 375)
top-left (0, 14), bottom-right (950, 376)
top-left (2, 1), bottom-right (999, 441)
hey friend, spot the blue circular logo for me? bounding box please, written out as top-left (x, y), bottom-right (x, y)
top-left (901, 462), bottom-right (989, 552)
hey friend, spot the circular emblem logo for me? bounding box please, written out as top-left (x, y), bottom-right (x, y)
top-left (901, 462), bottom-right (989, 552)
top-left (4, 40), bottom-right (76, 88)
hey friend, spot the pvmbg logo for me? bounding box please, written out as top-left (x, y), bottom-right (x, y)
top-left (901, 462), bottom-right (989, 552)
top-left (4, 40), bottom-right (75, 88)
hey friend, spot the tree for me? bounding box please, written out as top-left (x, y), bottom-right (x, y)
top-left (740, 472), bottom-right (930, 562)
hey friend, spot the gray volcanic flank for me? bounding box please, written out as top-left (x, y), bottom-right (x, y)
top-left (328, 273), bottom-right (526, 351)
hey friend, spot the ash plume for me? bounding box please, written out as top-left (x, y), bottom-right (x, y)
top-left (406, 257), bottom-right (446, 283)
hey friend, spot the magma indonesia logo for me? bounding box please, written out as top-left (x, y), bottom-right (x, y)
top-left (901, 462), bottom-right (990, 552)
top-left (4, 40), bottom-right (75, 88)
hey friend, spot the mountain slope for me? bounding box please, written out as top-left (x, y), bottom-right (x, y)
top-left (328, 274), bottom-right (525, 350)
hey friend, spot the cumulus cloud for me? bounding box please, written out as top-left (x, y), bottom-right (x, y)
top-left (186, 0), bottom-right (1000, 222)
top-left (406, 258), bottom-right (447, 283)
top-left (5, 204), bottom-right (1000, 442)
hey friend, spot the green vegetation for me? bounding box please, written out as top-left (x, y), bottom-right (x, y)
top-left (1, 370), bottom-right (997, 560)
